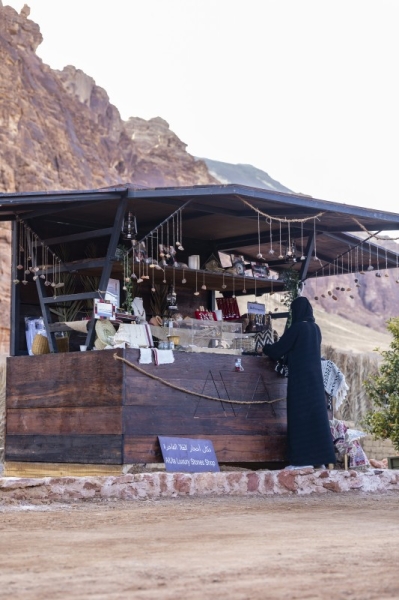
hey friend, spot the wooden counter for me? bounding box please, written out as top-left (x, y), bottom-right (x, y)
top-left (5, 349), bottom-right (287, 467)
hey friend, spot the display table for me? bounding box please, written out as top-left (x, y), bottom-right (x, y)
top-left (5, 349), bottom-right (287, 470)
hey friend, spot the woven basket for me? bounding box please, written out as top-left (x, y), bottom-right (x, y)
top-left (232, 336), bottom-right (255, 352)
top-left (31, 334), bottom-right (50, 355)
top-left (55, 335), bottom-right (69, 353)
top-left (31, 333), bottom-right (69, 354)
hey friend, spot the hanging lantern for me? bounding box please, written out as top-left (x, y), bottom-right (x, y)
top-left (167, 285), bottom-right (178, 310)
top-left (122, 211), bottom-right (137, 243)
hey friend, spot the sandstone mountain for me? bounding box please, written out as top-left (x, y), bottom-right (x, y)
top-left (200, 158), bottom-right (293, 194)
top-left (0, 4), bottom-right (216, 193)
top-left (0, 2), bottom-right (398, 355)
top-left (0, 2), bottom-right (216, 351)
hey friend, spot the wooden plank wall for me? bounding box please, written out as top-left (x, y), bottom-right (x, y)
top-left (6, 349), bottom-right (123, 464)
top-left (122, 350), bottom-right (287, 464)
top-left (5, 348), bottom-right (288, 466)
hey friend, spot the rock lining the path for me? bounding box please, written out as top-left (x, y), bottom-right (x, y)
top-left (1, 467), bottom-right (398, 504)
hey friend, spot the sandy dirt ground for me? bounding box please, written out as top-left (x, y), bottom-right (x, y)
top-left (0, 492), bottom-right (398, 600)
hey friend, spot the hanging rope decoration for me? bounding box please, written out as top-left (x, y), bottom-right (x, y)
top-left (236, 196), bottom-right (325, 223)
top-left (313, 217), bottom-right (318, 261)
top-left (151, 260), bottom-right (156, 292)
top-left (242, 271), bottom-right (247, 294)
top-left (375, 245), bottom-right (381, 277)
top-left (314, 270), bottom-right (318, 300)
top-left (132, 200), bottom-right (192, 268)
top-left (278, 221), bottom-right (283, 259)
top-left (257, 212), bottom-right (263, 259)
top-left (235, 194), bottom-right (325, 269)
top-left (221, 271), bottom-right (226, 290)
top-left (194, 270), bottom-right (199, 296)
top-left (237, 196), bottom-right (399, 293)
top-left (351, 217), bottom-right (399, 241)
top-left (113, 354), bottom-right (286, 405)
top-left (268, 218), bottom-right (274, 255)
top-left (13, 220), bottom-right (65, 289)
top-left (367, 242), bottom-right (374, 271)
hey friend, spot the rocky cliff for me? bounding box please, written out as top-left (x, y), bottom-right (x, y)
top-left (0, 3), bottom-right (217, 351)
top-left (0, 4), bottom-right (216, 192)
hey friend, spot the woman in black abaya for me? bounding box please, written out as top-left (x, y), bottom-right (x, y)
top-left (263, 296), bottom-right (335, 468)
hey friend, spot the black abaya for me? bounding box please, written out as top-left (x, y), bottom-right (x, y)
top-left (263, 297), bottom-right (336, 467)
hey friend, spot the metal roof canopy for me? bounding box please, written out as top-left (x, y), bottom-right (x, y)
top-left (1, 183), bottom-right (399, 273)
top-left (1, 183), bottom-right (399, 353)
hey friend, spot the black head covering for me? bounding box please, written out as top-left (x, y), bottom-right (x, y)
top-left (290, 296), bottom-right (315, 323)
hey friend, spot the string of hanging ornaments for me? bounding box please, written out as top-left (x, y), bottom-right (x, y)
top-left (239, 196), bottom-right (399, 280)
top-left (237, 196), bottom-right (324, 264)
top-left (124, 201), bottom-right (191, 300)
top-left (129, 202), bottom-right (189, 273)
top-left (13, 220), bottom-right (65, 297)
top-left (312, 237), bottom-right (399, 303)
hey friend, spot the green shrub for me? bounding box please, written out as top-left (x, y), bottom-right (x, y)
top-left (363, 317), bottom-right (399, 452)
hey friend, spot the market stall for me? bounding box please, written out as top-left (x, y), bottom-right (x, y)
top-left (2, 183), bottom-right (399, 474)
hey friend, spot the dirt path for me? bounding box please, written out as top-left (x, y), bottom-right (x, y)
top-left (0, 493), bottom-right (398, 600)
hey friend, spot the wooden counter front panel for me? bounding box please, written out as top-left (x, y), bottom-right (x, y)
top-left (5, 435), bottom-right (122, 464)
top-left (5, 349), bottom-right (124, 464)
top-left (6, 350), bottom-right (122, 409)
top-left (5, 349), bottom-right (287, 465)
top-left (122, 349), bottom-right (287, 464)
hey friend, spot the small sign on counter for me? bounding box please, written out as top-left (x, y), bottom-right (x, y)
top-left (158, 436), bottom-right (220, 473)
top-left (247, 301), bottom-right (265, 315)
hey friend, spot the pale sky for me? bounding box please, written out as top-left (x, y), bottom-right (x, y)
top-left (5, 0), bottom-right (399, 215)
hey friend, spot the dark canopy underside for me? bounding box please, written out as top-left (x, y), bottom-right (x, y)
top-left (1, 183), bottom-right (399, 294)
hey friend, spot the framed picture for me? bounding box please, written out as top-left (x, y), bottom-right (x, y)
top-left (251, 262), bottom-right (269, 279)
top-left (218, 251), bottom-right (233, 268)
top-left (231, 254), bottom-right (246, 276)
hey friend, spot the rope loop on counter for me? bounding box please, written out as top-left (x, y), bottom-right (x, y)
top-left (113, 353), bottom-right (286, 405)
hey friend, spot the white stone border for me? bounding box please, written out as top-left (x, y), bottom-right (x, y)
top-left (1, 468), bottom-right (399, 503)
